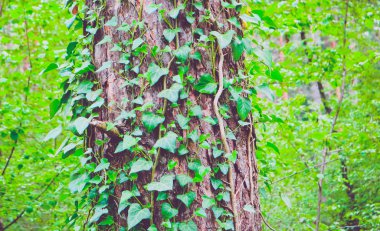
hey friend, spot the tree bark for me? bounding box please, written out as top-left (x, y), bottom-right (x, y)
top-left (84, 0), bottom-right (261, 230)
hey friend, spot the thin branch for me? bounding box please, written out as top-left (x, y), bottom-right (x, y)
top-left (260, 212), bottom-right (276, 231)
top-left (1, 139), bottom-right (17, 176)
top-left (315, 1), bottom-right (349, 230)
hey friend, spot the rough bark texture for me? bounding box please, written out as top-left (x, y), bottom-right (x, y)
top-left (85, 0), bottom-right (261, 230)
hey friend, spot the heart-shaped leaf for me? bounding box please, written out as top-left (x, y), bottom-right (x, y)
top-left (127, 203), bottom-right (151, 230)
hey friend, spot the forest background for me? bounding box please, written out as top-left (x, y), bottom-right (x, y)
top-left (0, 0), bottom-right (379, 230)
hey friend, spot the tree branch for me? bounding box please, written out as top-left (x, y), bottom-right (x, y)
top-left (1, 139), bottom-right (17, 176)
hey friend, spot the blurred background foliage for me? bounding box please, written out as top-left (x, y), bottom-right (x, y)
top-left (0, 0), bottom-right (78, 230)
top-left (0, 0), bottom-right (379, 230)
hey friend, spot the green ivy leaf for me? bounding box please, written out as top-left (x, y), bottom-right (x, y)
top-left (157, 83), bottom-right (183, 103)
top-left (195, 208), bottom-right (207, 217)
top-left (177, 191), bottom-right (196, 208)
top-left (142, 112), bottom-right (165, 132)
top-left (77, 80), bottom-right (94, 94)
top-left (179, 220), bottom-right (197, 231)
top-left (154, 131), bottom-right (178, 153)
top-left (212, 206), bottom-right (225, 219)
top-left (105, 16), bottom-right (118, 26)
top-left (89, 208), bottom-right (108, 224)
top-left (74, 117), bottom-right (90, 135)
top-left (130, 158), bottom-right (153, 174)
top-left (218, 163), bottom-right (229, 175)
top-left (49, 99), bottom-right (61, 119)
top-left (161, 202), bottom-right (178, 220)
top-left (267, 141), bottom-right (280, 154)
top-left (189, 105), bottom-right (203, 118)
top-left (148, 225), bottom-right (158, 231)
top-left (211, 177), bottom-right (224, 190)
top-left (202, 195), bottom-right (216, 209)
top-left (228, 16), bottom-right (242, 29)
top-left (175, 174), bottom-right (193, 187)
top-left (74, 61), bottom-right (95, 74)
top-left (43, 125), bottom-right (62, 142)
top-left (174, 45), bottom-right (191, 63)
top-left (194, 74), bottom-right (217, 94)
top-left (55, 137), bottom-right (69, 156)
top-left (39, 63), bottom-right (58, 75)
top-left (266, 69), bottom-right (283, 82)
top-left (132, 38), bottom-right (144, 50)
top-left (236, 96), bottom-right (251, 121)
top-left (225, 150), bottom-right (238, 163)
top-left (232, 37), bottom-right (244, 61)
top-left (212, 147), bottom-right (224, 158)
top-left (178, 144), bottom-right (189, 155)
top-left (127, 203), bottom-right (151, 230)
top-left (146, 174), bottom-right (175, 192)
top-left (96, 61), bottom-right (113, 73)
top-left (188, 129), bottom-right (199, 142)
top-left (115, 135), bottom-right (140, 153)
top-left (193, 2), bottom-right (204, 10)
top-left (88, 98), bottom-right (104, 110)
top-left (167, 160), bottom-right (177, 170)
top-left (146, 3), bottom-right (162, 14)
top-left (147, 63), bottom-right (169, 86)
top-left (89, 175), bottom-right (102, 185)
top-left (86, 89), bottom-right (102, 101)
top-left (68, 172), bottom-right (88, 193)
top-left (94, 158), bottom-right (110, 173)
top-left (168, 4), bottom-right (185, 19)
top-left (118, 190), bottom-right (134, 214)
top-left (99, 215), bottom-right (114, 226)
top-left (163, 28), bottom-right (180, 43)
top-left (176, 114), bottom-right (190, 129)
top-left (210, 30), bottom-right (235, 49)
top-left (97, 35), bottom-right (112, 45)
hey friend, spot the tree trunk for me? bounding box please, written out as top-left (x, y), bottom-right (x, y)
top-left (84, 0), bottom-right (261, 230)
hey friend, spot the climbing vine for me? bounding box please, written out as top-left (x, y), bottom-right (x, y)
top-left (46, 0), bottom-right (276, 230)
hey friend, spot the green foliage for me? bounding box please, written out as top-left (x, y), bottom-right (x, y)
top-left (153, 131), bottom-right (178, 153)
top-left (142, 112), bottom-right (165, 133)
top-left (127, 203), bottom-right (151, 230)
top-left (194, 74), bottom-right (218, 94)
top-left (1, 0), bottom-right (379, 230)
top-left (0, 0), bottom-right (77, 229)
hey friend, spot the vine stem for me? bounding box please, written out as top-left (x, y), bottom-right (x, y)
top-left (213, 45), bottom-right (240, 231)
top-left (150, 56), bottom-right (175, 225)
top-left (315, 1), bottom-right (349, 230)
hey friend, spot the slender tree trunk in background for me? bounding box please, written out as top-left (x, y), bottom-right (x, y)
top-left (85, 0), bottom-right (261, 230)
top-left (340, 158), bottom-right (359, 231)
